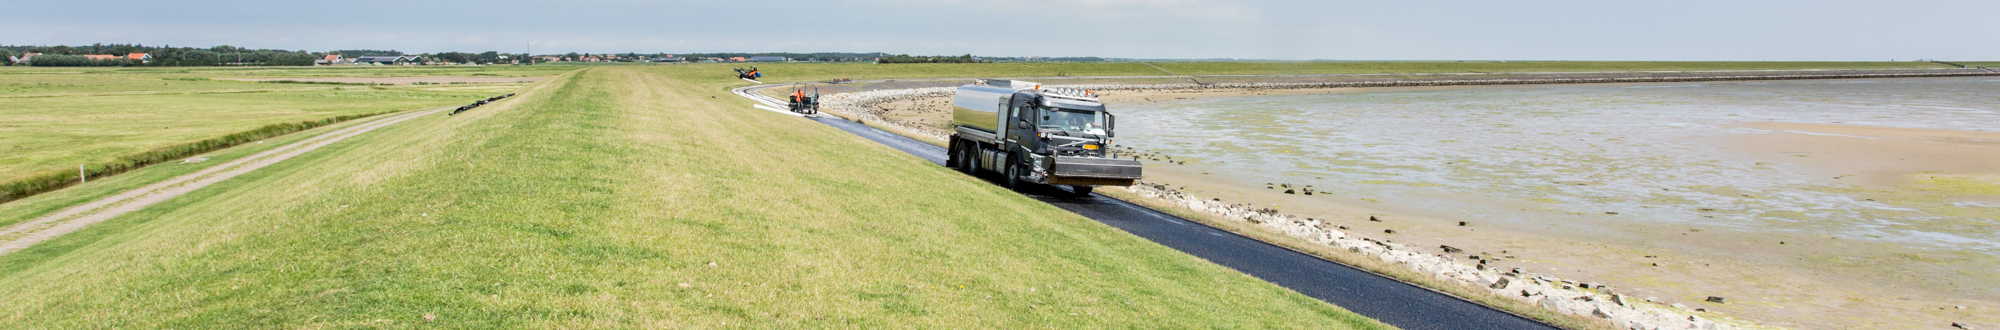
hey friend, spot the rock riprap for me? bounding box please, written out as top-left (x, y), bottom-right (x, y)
top-left (1116, 181), bottom-right (1739, 330)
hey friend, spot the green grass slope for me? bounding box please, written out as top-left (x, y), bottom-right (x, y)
top-left (0, 66), bottom-right (558, 203)
top-left (0, 66), bottom-right (1388, 328)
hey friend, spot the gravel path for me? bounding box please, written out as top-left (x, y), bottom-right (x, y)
top-left (0, 107), bottom-right (446, 256)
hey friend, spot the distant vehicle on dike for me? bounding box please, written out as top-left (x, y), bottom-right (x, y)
top-left (734, 67), bottom-right (761, 83)
top-left (786, 83), bottom-right (819, 115)
top-left (946, 79), bottom-right (1142, 195)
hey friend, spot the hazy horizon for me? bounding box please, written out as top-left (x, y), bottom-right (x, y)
top-left (7, 0), bottom-right (1996, 61)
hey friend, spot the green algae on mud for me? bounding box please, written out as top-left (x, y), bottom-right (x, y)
top-left (1912, 174), bottom-right (2000, 195)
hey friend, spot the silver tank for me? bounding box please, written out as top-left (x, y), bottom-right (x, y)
top-left (951, 85), bottom-right (1015, 133)
top-left (952, 79), bottom-right (1041, 133)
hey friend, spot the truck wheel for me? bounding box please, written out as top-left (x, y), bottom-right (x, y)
top-left (959, 146), bottom-right (975, 174)
top-left (945, 142), bottom-right (960, 169)
top-left (957, 146), bottom-right (976, 174)
top-left (1004, 164), bottom-right (1020, 190)
top-left (1072, 185), bottom-right (1093, 196)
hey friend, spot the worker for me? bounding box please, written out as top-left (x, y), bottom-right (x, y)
top-left (792, 88), bottom-right (806, 104)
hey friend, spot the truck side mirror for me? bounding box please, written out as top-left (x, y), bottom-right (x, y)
top-left (1106, 114), bottom-right (1116, 137)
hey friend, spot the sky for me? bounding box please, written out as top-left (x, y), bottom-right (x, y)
top-left (6, 0), bottom-right (1996, 60)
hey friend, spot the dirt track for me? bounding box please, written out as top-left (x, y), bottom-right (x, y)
top-left (0, 107), bottom-right (446, 255)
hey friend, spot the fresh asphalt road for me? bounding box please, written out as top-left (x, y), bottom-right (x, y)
top-left (741, 84), bottom-right (1560, 330)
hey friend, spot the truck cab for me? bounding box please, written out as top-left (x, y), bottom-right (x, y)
top-left (947, 79), bottom-right (1142, 195)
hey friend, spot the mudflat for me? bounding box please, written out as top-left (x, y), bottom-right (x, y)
top-left (858, 77), bottom-right (2000, 329)
top-left (1729, 122), bottom-right (2000, 196)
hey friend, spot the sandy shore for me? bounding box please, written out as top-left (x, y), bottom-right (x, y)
top-left (848, 82), bottom-right (2000, 329)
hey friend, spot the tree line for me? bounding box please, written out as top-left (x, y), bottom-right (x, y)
top-left (875, 54), bottom-right (983, 64)
top-left (2, 44), bottom-right (525, 67)
top-left (3, 44), bottom-right (318, 66)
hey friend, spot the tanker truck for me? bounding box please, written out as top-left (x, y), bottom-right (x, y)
top-left (945, 79), bottom-right (1142, 195)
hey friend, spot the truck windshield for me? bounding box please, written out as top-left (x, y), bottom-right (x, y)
top-left (1040, 108), bottom-right (1106, 136)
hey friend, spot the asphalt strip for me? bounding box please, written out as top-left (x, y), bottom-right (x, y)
top-left (737, 83), bottom-right (1560, 330)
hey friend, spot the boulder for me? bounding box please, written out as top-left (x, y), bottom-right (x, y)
top-left (1705, 296), bottom-right (1725, 304)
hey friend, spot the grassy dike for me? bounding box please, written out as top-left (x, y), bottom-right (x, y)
top-left (0, 66), bottom-right (555, 203)
top-left (0, 66), bottom-right (1389, 328)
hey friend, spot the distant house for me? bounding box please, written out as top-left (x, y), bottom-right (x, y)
top-left (749, 56), bottom-right (786, 62)
top-left (315, 54), bottom-right (347, 65)
top-left (729, 57), bottom-right (746, 62)
top-left (9, 53), bottom-right (38, 65)
top-left (71, 54), bottom-right (150, 64)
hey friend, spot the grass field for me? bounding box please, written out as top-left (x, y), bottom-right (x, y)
top-left (0, 65), bottom-right (576, 203)
top-left (0, 66), bottom-right (1390, 328)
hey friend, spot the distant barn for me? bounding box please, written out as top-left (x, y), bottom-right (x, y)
top-left (353, 55), bottom-right (422, 65)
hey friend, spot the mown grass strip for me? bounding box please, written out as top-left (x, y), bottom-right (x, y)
top-left (0, 111), bottom-right (396, 204)
top-left (254, 80), bottom-right (372, 86)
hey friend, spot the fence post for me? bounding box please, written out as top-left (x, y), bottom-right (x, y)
top-left (80, 164), bottom-right (86, 183)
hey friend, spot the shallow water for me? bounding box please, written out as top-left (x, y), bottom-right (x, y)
top-left (1116, 77), bottom-right (2000, 250)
